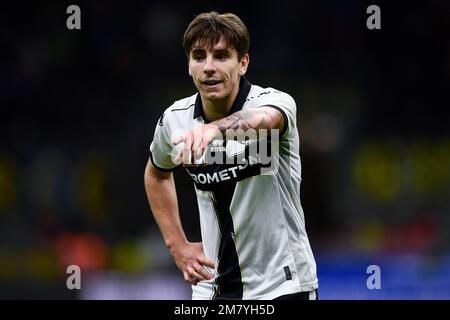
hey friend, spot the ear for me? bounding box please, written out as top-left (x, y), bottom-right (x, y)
top-left (239, 53), bottom-right (250, 76)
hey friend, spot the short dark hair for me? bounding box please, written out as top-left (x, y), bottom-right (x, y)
top-left (183, 12), bottom-right (250, 61)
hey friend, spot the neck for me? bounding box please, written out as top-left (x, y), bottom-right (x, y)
top-left (201, 78), bottom-right (241, 122)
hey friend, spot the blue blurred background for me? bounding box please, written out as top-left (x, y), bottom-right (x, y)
top-left (1, 0), bottom-right (449, 299)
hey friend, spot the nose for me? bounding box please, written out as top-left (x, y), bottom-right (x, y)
top-left (203, 55), bottom-right (216, 76)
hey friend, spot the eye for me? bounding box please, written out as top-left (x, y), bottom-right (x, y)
top-left (216, 53), bottom-right (228, 60)
top-left (191, 52), bottom-right (205, 61)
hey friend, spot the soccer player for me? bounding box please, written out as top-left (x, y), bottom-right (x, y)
top-left (144, 12), bottom-right (318, 300)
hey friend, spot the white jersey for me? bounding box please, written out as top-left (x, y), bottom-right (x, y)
top-left (149, 78), bottom-right (318, 300)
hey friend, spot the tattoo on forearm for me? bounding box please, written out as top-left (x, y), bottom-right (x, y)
top-left (213, 108), bottom-right (279, 134)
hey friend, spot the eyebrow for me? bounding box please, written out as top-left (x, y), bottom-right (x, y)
top-left (191, 48), bottom-right (205, 54)
top-left (214, 49), bottom-right (230, 55)
top-left (191, 48), bottom-right (231, 55)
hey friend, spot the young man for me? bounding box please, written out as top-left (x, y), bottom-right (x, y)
top-left (144, 12), bottom-right (318, 300)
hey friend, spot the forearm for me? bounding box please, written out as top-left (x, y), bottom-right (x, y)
top-left (171, 107), bottom-right (285, 164)
top-left (211, 107), bottom-right (283, 135)
top-left (144, 166), bottom-right (187, 251)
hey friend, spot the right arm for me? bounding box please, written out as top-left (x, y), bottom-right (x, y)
top-left (144, 158), bottom-right (215, 285)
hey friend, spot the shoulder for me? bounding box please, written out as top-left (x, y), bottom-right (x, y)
top-left (167, 94), bottom-right (197, 113)
top-left (157, 93), bottom-right (197, 126)
top-left (246, 84), bottom-right (296, 106)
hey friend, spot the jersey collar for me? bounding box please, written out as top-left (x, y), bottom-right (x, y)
top-left (193, 77), bottom-right (252, 123)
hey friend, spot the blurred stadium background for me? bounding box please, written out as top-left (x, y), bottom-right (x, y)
top-left (1, 0), bottom-right (449, 299)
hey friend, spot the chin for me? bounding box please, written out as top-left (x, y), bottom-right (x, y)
top-left (204, 91), bottom-right (225, 100)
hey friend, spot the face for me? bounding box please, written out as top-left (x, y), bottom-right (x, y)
top-left (188, 37), bottom-right (249, 102)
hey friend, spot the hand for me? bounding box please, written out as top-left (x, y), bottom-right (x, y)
top-left (170, 241), bottom-right (216, 285)
top-left (172, 124), bottom-right (221, 165)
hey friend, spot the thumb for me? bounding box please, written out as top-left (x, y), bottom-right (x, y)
top-left (172, 136), bottom-right (181, 144)
top-left (172, 136), bottom-right (183, 145)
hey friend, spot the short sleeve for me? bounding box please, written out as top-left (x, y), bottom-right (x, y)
top-left (149, 112), bottom-right (180, 171)
top-left (256, 90), bottom-right (297, 138)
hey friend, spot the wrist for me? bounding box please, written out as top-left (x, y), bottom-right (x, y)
top-left (207, 122), bottom-right (222, 134)
top-left (166, 238), bottom-right (187, 254)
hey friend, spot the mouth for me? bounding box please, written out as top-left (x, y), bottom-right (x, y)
top-left (202, 79), bottom-right (223, 88)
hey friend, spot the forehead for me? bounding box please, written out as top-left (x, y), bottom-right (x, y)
top-left (191, 37), bottom-right (233, 52)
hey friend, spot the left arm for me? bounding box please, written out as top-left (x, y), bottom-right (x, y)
top-left (172, 107), bottom-right (284, 164)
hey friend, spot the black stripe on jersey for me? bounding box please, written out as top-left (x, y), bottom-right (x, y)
top-left (209, 183), bottom-right (244, 300)
top-left (171, 104), bottom-right (195, 112)
top-left (209, 193), bottom-right (222, 300)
